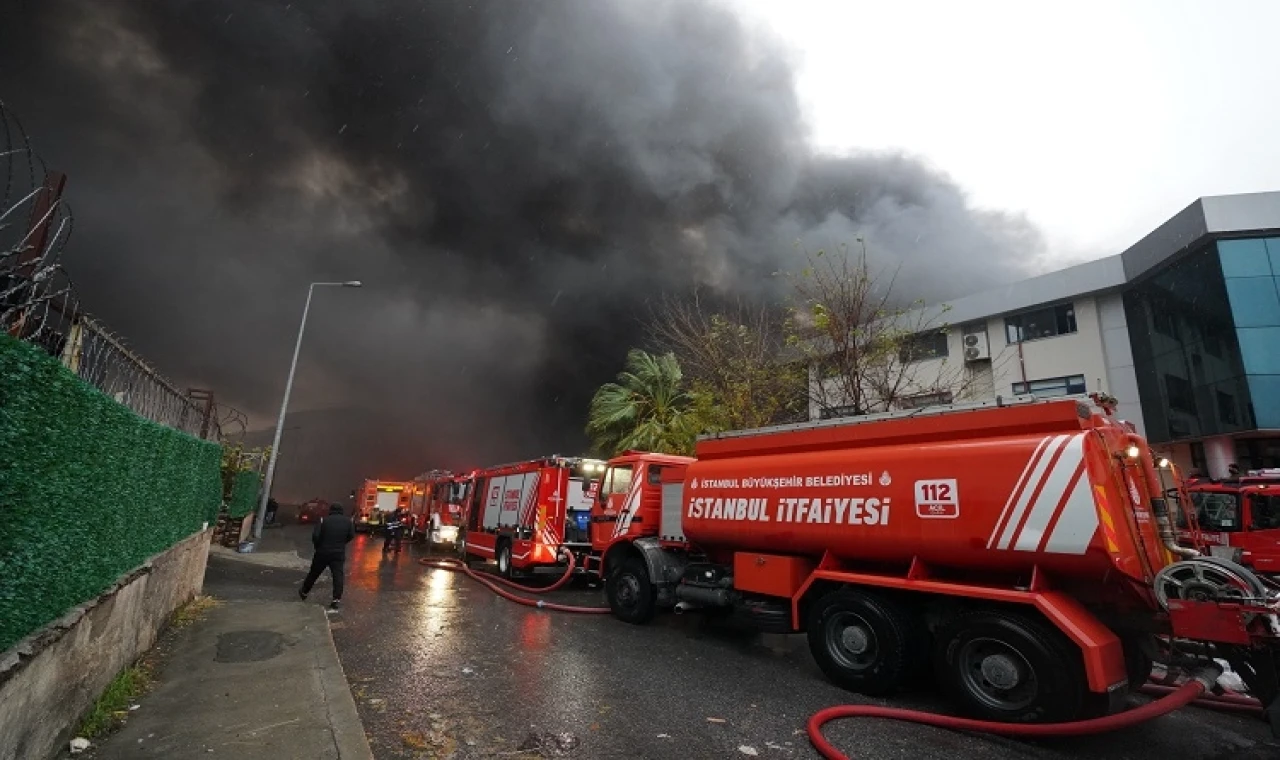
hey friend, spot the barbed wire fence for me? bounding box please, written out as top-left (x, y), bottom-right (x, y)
top-left (1, 99), bottom-right (224, 442)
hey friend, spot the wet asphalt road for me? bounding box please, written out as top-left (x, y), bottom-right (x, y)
top-left (206, 526), bottom-right (1280, 760)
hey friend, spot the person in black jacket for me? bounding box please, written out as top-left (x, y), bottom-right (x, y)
top-left (299, 504), bottom-right (355, 609)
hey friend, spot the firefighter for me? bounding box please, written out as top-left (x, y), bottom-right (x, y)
top-left (299, 504), bottom-right (355, 610)
top-left (383, 506), bottom-right (409, 555)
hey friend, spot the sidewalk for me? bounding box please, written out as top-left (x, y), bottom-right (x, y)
top-left (207, 523), bottom-right (313, 570)
top-left (82, 533), bottom-right (371, 760)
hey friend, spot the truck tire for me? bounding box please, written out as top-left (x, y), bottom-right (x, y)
top-left (497, 541), bottom-right (513, 579)
top-left (607, 556), bottom-right (657, 624)
top-left (806, 589), bottom-right (925, 696)
top-left (935, 609), bottom-right (1089, 723)
top-left (1122, 635), bottom-right (1153, 691)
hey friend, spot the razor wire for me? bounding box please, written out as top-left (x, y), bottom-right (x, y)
top-left (1, 99), bottom-right (222, 441)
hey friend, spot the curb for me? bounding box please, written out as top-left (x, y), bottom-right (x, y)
top-left (316, 610), bottom-right (375, 760)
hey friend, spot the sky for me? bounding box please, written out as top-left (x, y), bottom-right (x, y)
top-left (731, 0), bottom-right (1280, 264)
top-left (2, 0), bottom-right (1277, 500)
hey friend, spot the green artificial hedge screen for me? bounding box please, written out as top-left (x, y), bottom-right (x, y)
top-left (227, 470), bottom-right (262, 518)
top-left (0, 334), bottom-right (222, 652)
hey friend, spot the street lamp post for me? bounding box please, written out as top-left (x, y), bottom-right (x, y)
top-left (253, 280), bottom-right (362, 541)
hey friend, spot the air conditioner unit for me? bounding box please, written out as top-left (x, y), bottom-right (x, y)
top-left (963, 332), bottom-right (990, 362)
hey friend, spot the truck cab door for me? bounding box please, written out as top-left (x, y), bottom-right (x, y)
top-left (590, 464), bottom-right (634, 547)
top-left (1244, 492), bottom-right (1280, 574)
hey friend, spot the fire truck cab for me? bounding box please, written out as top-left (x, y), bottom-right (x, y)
top-left (355, 479), bottom-right (410, 533)
top-left (409, 470), bottom-right (472, 546)
top-left (461, 455), bottom-right (605, 577)
top-left (1180, 472), bottom-right (1280, 576)
top-left (586, 450), bottom-right (696, 575)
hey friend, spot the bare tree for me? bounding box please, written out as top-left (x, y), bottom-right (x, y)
top-left (645, 291), bottom-right (807, 430)
top-left (785, 242), bottom-right (992, 418)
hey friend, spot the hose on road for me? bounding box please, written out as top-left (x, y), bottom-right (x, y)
top-left (414, 555), bottom-right (1252, 756)
top-left (807, 670), bottom-right (1220, 760)
top-left (418, 552), bottom-right (611, 614)
top-left (1140, 683), bottom-right (1262, 716)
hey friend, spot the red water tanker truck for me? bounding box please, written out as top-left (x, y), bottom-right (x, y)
top-left (584, 396), bottom-right (1280, 729)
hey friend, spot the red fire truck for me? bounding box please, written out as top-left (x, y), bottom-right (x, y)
top-left (408, 469), bottom-right (473, 546)
top-left (1179, 470), bottom-right (1280, 577)
top-left (581, 396), bottom-right (1280, 727)
top-left (461, 455), bottom-right (605, 577)
top-left (354, 479), bottom-right (411, 533)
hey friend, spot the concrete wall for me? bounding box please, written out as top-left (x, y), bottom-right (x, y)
top-left (0, 530), bottom-right (210, 760)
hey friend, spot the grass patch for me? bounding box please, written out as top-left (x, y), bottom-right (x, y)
top-left (171, 594), bottom-right (220, 628)
top-left (76, 665), bottom-right (152, 739)
top-left (75, 595), bottom-right (220, 740)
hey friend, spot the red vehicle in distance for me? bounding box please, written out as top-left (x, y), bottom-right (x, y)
top-left (1179, 470), bottom-right (1280, 577)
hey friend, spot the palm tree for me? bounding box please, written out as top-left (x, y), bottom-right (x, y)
top-left (586, 349), bottom-right (708, 457)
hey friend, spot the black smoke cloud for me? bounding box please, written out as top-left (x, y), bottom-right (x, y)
top-left (0, 0), bottom-right (1045, 500)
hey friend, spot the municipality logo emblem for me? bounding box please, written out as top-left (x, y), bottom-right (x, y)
top-left (689, 479), bottom-right (699, 490)
top-left (879, 471), bottom-right (892, 486)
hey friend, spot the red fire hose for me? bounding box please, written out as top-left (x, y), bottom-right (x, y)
top-left (1140, 683), bottom-right (1263, 715)
top-left (415, 555), bottom-right (1255, 756)
top-left (807, 675), bottom-right (1218, 760)
top-left (418, 551), bottom-right (611, 614)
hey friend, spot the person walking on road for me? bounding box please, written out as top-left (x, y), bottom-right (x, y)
top-left (300, 503), bottom-right (355, 609)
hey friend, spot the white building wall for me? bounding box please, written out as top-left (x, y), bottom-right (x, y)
top-left (987, 297), bottom-right (1110, 399)
top-left (1096, 292), bottom-right (1146, 436)
top-left (807, 295), bottom-right (1146, 422)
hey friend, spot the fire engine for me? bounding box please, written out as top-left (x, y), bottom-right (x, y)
top-left (581, 395), bottom-right (1280, 727)
top-left (408, 469), bottom-right (473, 546)
top-left (460, 455), bottom-right (605, 577)
top-left (354, 479), bottom-right (410, 533)
top-left (1179, 470), bottom-right (1280, 577)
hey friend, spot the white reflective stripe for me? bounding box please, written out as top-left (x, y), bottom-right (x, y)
top-left (1014, 435), bottom-right (1085, 551)
top-left (997, 435), bottom-right (1070, 550)
top-left (1043, 475), bottom-right (1100, 555)
top-left (613, 477), bottom-right (644, 537)
top-left (988, 436), bottom-right (1053, 548)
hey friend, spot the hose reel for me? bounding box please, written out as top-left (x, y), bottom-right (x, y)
top-left (1153, 557), bottom-right (1271, 611)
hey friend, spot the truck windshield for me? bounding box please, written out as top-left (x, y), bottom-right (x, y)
top-left (1252, 493), bottom-right (1280, 530)
top-left (1190, 491), bottom-right (1241, 532)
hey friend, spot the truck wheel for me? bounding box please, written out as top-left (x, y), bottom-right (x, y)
top-left (806, 589), bottom-right (924, 696)
top-left (935, 609), bottom-right (1088, 723)
top-left (607, 556), bottom-right (656, 624)
top-left (1122, 635), bottom-right (1153, 691)
top-left (497, 541), bottom-right (513, 579)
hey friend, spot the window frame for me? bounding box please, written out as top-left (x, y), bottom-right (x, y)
top-left (1191, 491), bottom-right (1242, 532)
top-left (604, 464), bottom-right (635, 496)
top-left (1004, 303), bottom-right (1078, 344)
top-left (1011, 374), bottom-right (1087, 399)
top-left (898, 330), bottom-right (949, 364)
top-left (1251, 493), bottom-right (1280, 530)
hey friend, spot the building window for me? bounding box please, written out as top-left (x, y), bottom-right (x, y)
top-left (1005, 303), bottom-right (1077, 343)
top-left (1218, 391), bottom-right (1238, 425)
top-left (898, 330), bottom-right (949, 363)
top-left (1012, 374), bottom-right (1086, 398)
top-left (899, 391), bottom-right (954, 409)
top-left (1151, 303), bottom-right (1179, 338)
top-left (1204, 332), bottom-right (1225, 358)
top-left (1165, 374), bottom-right (1197, 414)
top-left (1190, 442), bottom-right (1207, 472)
top-left (819, 405), bottom-right (859, 420)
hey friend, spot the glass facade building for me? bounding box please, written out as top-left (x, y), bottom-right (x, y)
top-left (1125, 236), bottom-right (1280, 469)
